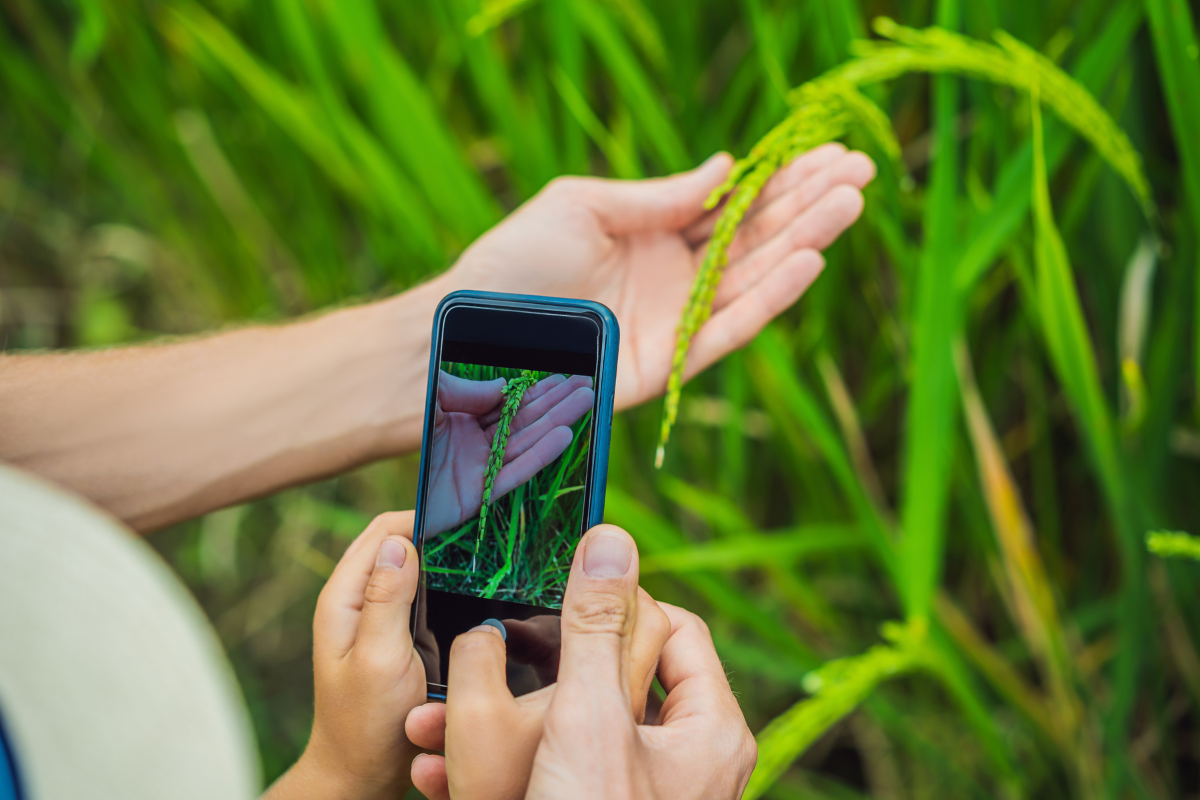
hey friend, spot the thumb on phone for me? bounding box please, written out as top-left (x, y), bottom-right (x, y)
top-left (556, 525), bottom-right (641, 703)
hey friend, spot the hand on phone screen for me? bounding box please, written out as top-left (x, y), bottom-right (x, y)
top-left (423, 371), bottom-right (594, 536)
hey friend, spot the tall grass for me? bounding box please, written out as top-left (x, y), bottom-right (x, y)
top-left (3, 0), bottom-right (1200, 796)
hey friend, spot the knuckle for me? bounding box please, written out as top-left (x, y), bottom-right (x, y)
top-left (449, 695), bottom-right (504, 728)
top-left (740, 729), bottom-right (759, 774)
top-left (543, 175), bottom-right (584, 202)
top-left (567, 593), bottom-right (631, 636)
top-left (685, 609), bottom-right (712, 638)
top-left (353, 645), bottom-right (398, 679)
top-left (363, 570), bottom-right (401, 606)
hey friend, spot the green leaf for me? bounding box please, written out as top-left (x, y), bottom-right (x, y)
top-left (897, 0), bottom-right (961, 623)
top-left (569, 0), bottom-right (689, 172)
top-left (1143, 0), bottom-right (1200, 417)
top-left (1146, 531), bottom-right (1200, 562)
top-left (639, 525), bottom-right (862, 574)
top-left (744, 621), bottom-right (929, 799)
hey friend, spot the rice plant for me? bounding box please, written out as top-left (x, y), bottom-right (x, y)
top-left (478, 369), bottom-right (539, 548)
top-left (5, 0), bottom-right (1200, 795)
top-left (434, 363), bottom-right (590, 607)
top-left (1147, 531), bottom-right (1200, 562)
top-left (656, 17), bottom-right (1153, 462)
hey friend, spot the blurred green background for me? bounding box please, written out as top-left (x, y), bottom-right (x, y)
top-left (2, 0), bottom-right (1200, 797)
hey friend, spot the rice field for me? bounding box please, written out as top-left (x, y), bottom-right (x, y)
top-left (2, 0), bottom-right (1200, 796)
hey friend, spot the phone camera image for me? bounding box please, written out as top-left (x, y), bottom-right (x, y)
top-left (424, 361), bottom-right (594, 608)
top-left (413, 298), bottom-right (614, 697)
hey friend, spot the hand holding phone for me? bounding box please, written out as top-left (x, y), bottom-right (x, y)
top-left (412, 291), bottom-right (620, 698)
top-left (405, 526), bottom-right (673, 800)
top-left (406, 526), bottom-right (757, 800)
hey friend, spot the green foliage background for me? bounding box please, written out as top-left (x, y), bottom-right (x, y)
top-left (3, 0), bottom-right (1200, 796)
top-left (428, 362), bottom-right (589, 608)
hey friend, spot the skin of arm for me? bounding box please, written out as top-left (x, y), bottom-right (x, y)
top-left (0, 279), bottom-right (447, 532)
top-left (0, 146), bottom-right (874, 532)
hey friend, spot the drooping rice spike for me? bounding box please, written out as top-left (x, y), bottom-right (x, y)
top-left (477, 370), bottom-right (538, 556)
top-left (654, 18), bottom-right (1155, 469)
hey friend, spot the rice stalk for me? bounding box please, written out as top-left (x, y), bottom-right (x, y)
top-left (1146, 531), bottom-right (1200, 562)
top-left (655, 18), bottom-right (1154, 465)
top-left (743, 619), bottom-right (931, 800)
top-left (655, 79), bottom-right (898, 468)
top-left (477, 370), bottom-right (538, 559)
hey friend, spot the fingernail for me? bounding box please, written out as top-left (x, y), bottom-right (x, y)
top-left (584, 530), bottom-right (632, 578)
top-left (469, 623), bottom-right (503, 638)
top-left (377, 538), bottom-right (407, 569)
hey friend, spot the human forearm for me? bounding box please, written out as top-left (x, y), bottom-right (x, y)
top-left (0, 274), bottom-right (453, 532)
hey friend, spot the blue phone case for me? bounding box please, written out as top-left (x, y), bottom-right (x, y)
top-left (411, 292), bottom-right (619, 699)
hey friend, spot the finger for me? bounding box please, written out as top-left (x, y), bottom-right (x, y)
top-left (653, 603), bottom-right (739, 724)
top-left (447, 623), bottom-right (511, 711)
top-left (629, 588), bottom-right (671, 723)
top-left (723, 151), bottom-right (875, 264)
top-left (313, 511), bottom-right (415, 661)
top-left (480, 374), bottom-right (566, 427)
top-left (682, 143), bottom-right (850, 246)
top-left (406, 702), bottom-right (447, 751)
top-left (445, 625), bottom-right (518, 794)
top-left (685, 248), bottom-right (826, 383)
top-left (714, 184), bottom-right (863, 311)
top-left (506, 374), bottom-right (593, 434)
top-left (411, 753), bottom-right (450, 800)
top-left (353, 534), bottom-right (420, 664)
top-left (557, 525), bottom-right (640, 699)
top-left (438, 373), bottom-right (506, 415)
top-left (491, 425), bottom-right (573, 497)
top-left (753, 144), bottom-right (859, 210)
top-left (560, 152), bottom-right (734, 234)
top-left (503, 386), bottom-right (593, 461)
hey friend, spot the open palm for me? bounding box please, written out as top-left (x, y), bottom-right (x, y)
top-left (443, 144), bottom-right (875, 410)
top-left (423, 372), bottom-right (595, 536)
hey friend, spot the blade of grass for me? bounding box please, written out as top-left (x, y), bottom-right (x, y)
top-left (1143, 0), bottom-right (1200, 420)
top-left (748, 328), bottom-right (898, 576)
top-left (744, 621), bottom-right (931, 800)
top-left (1030, 75), bottom-right (1145, 784)
top-left (547, 0), bottom-right (588, 174)
top-left (639, 525), bottom-right (862, 574)
top-left (951, 0), bottom-right (1143, 294)
top-left (897, 0), bottom-right (961, 624)
top-left (604, 486), bottom-right (817, 668)
top-left (569, 0), bottom-right (689, 172)
top-left (551, 67), bottom-right (642, 178)
top-left (954, 337), bottom-right (1102, 797)
top-left (319, 0), bottom-right (500, 241)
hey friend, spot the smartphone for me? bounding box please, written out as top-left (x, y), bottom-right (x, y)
top-left (411, 290), bottom-right (619, 700)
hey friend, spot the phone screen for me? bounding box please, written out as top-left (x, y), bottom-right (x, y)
top-left (414, 304), bottom-right (601, 696)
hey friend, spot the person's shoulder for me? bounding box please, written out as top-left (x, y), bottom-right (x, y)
top-left (0, 464), bottom-right (260, 800)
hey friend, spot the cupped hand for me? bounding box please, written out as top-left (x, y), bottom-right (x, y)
top-left (404, 526), bottom-right (672, 800)
top-left (263, 512), bottom-right (426, 800)
top-left (423, 372), bottom-right (594, 535)
top-left (440, 144), bottom-right (875, 410)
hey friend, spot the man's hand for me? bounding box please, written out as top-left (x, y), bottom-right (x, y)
top-left (444, 144), bottom-right (875, 409)
top-left (407, 525), bottom-right (756, 800)
top-left (263, 513), bottom-right (426, 800)
top-left (1, 145), bottom-right (871, 531)
top-left (423, 372), bottom-right (595, 535)
top-left (404, 526), bottom-right (673, 800)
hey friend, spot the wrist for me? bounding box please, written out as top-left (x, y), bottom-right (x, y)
top-left (329, 271), bottom-right (461, 460)
top-left (272, 735), bottom-right (409, 800)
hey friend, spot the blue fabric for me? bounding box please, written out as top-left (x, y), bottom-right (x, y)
top-left (0, 706), bottom-right (23, 800)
